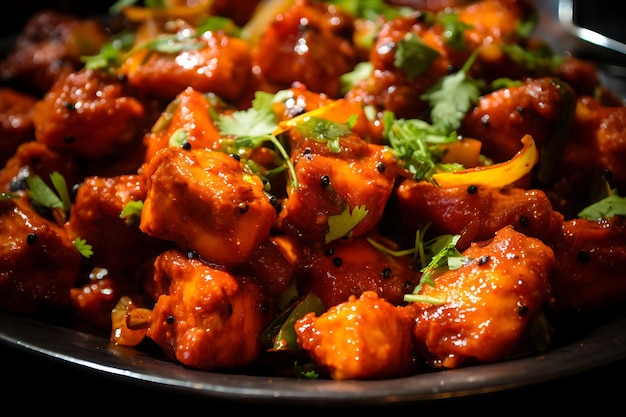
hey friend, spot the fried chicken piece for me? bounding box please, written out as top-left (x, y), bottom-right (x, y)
top-left (32, 68), bottom-right (146, 161)
top-left (460, 77), bottom-right (576, 167)
top-left (65, 174), bottom-right (171, 329)
top-left (252, 0), bottom-right (358, 98)
top-left (0, 87), bottom-right (36, 167)
top-left (346, 0), bottom-right (533, 119)
top-left (0, 141), bottom-right (80, 194)
top-left (295, 231), bottom-right (418, 307)
top-left (119, 26), bottom-right (253, 102)
top-left (276, 131), bottom-right (397, 243)
top-left (0, 196), bottom-right (81, 314)
top-left (295, 291), bottom-right (416, 380)
top-left (146, 249), bottom-right (275, 370)
top-left (140, 147), bottom-right (277, 267)
top-left (394, 179), bottom-right (564, 250)
top-left (544, 216), bottom-right (626, 314)
top-left (411, 226), bottom-right (555, 369)
top-left (546, 96), bottom-right (626, 218)
top-left (143, 87), bottom-right (223, 163)
top-left (0, 10), bottom-right (110, 97)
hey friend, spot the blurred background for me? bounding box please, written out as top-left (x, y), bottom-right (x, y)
top-left (1, 0), bottom-right (115, 37)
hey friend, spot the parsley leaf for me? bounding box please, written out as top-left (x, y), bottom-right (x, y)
top-left (217, 90), bottom-right (299, 190)
top-left (26, 175), bottom-right (64, 210)
top-left (325, 205), bottom-right (369, 244)
top-left (404, 234), bottom-right (469, 304)
top-left (120, 200), bottom-right (144, 226)
top-left (394, 32), bottom-right (440, 79)
top-left (73, 237), bottom-right (94, 258)
top-left (578, 189), bottom-right (626, 220)
top-left (437, 11), bottom-right (473, 50)
top-left (295, 117), bottom-right (352, 153)
top-left (420, 48), bottom-right (482, 132)
top-left (383, 110), bottom-right (459, 181)
top-left (217, 91), bottom-right (278, 137)
top-left (340, 61), bottom-right (372, 95)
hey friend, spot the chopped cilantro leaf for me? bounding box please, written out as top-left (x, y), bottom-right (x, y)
top-left (0, 192), bottom-right (20, 200)
top-left (420, 48), bottom-right (482, 132)
top-left (437, 11), bottom-right (472, 50)
top-left (217, 91), bottom-right (278, 137)
top-left (295, 117), bottom-right (352, 153)
top-left (26, 175), bottom-right (64, 210)
top-left (120, 200), bottom-right (144, 226)
top-left (340, 61), bottom-right (372, 95)
top-left (73, 237), bottom-right (94, 258)
top-left (383, 111), bottom-right (458, 181)
top-left (404, 234), bottom-right (469, 304)
top-left (50, 171), bottom-right (71, 211)
top-left (216, 90), bottom-right (299, 190)
top-left (168, 128), bottom-right (189, 148)
top-left (325, 205), bottom-right (369, 244)
top-left (578, 189), bottom-right (626, 220)
top-left (394, 32), bottom-right (440, 79)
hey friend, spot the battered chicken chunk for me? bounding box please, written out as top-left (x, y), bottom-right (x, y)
top-left (544, 216), bottom-right (626, 314)
top-left (277, 130), bottom-right (397, 243)
top-left (460, 77), bottom-right (576, 167)
top-left (143, 87), bottom-right (223, 163)
top-left (546, 96), bottom-right (626, 218)
top-left (295, 231), bottom-right (418, 307)
top-left (0, 196), bottom-right (81, 314)
top-left (411, 226), bottom-right (555, 369)
top-left (120, 27), bottom-right (253, 102)
top-left (295, 291), bottom-right (416, 380)
top-left (140, 147), bottom-right (277, 266)
top-left (66, 174), bottom-right (171, 329)
top-left (252, 0), bottom-right (358, 98)
top-left (32, 68), bottom-right (146, 160)
top-left (146, 249), bottom-right (275, 370)
top-left (394, 179), bottom-right (564, 250)
top-left (0, 88), bottom-right (36, 167)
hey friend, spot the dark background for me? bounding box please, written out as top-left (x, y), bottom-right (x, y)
top-left (0, 1), bottom-right (116, 37)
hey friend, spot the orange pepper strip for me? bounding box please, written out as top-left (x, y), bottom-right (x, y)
top-left (122, 2), bottom-right (213, 22)
top-left (432, 134), bottom-right (538, 188)
top-left (272, 98), bottom-right (363, 136)
top-left (439, 137), bottom-right (483, 168)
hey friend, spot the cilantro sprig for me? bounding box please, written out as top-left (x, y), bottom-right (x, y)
top-left (216, 90), bottom-right (299, 191)
top-left (26, 172), bottom-right (70, 220)
top-left (120, 200), bottom-right (144, 226)
top-left (383, 49), bottom-right (483, 181)
top-left (578, 188), bottom-right (626, 220)
top-left (25, 171), bottom-right (93, 258)
top-left (366, 224), bottom-right (469, 305)
top-left (420, 47), bottom-right (482, 132)
top-left (383, 111), bottom-right (460, 181)
top-left (404, 234), bottom-right (469, 304)
top-left (295, 117), bottom-right (352, 153)
top-left (73, 237), bottom-right (94, 258)
top-left (394, 32), bottom-right (440, 79)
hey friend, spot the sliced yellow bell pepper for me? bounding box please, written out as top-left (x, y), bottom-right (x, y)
top-left (432, 134), bottom-right (538, 189)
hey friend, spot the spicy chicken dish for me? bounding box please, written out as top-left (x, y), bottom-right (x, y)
top-left (1, 0), bottom-right (625, 381)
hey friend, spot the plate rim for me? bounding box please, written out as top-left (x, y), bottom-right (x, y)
top-left (2, 310), bottom-right (626, 406)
